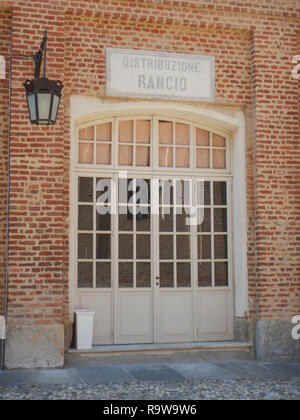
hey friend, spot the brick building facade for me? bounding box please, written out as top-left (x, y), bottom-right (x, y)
top-left (0, 0), bottom-right (299, 368)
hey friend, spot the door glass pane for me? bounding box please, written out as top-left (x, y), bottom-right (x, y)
top-left (136, 212), bottom-right (150, 231)
top-left (198, 262), bottom-right (211, 287)
top-left (78, 143), bottom-right (93, 163)
top-left (78, 177), bottom-right (93, 202)
top-left (159, 147), bottom-right (173, 167)
top-left (119, 234), bottom-right (133, 259)
top-left (96, 234), bottom-right (111, 259)
top-left (136, 120), bottom-right (150, 144)
top-left (159, 180), bottom-right (174, 205)
top-left (159, 120), bottom-right (172, 144)
top-left (213, 182), bottom-right (227, 205)
top-left (159, 208), bottom-right (173, 232)
top-left (198, 235), bottom-right (211, 259)
top-left (197, 208), bottom-right (211, 232)
top-left (119, 120), bottom-right (133, 142)
top-left (136, 262), bottom-right (151, 287)
top-left (119, 145), bottom-right (133, 165)
top-left (78, 205), bottom-right (93, 230)
top-left (96, 178), bottom-right (111, 203)
top-left (136, 179), bottom-right (151, 205)
top-left (96, 122), bottom-right (111, 141)
top-left (176, 147), bottom-right (189, 168)
top-left (175, 123), bottom-right (189, 145)
top-left (160, 263), bottom-right (174, 287)
top-left (136, 234), bottom-right (150, 259)
top-left (79, 126), bottom-right (94, 140)
top-left (213, 149), bottom-right (226, 169)
top-left (96, 144), bottom-right (111, 164)
top-left (214, 208), bottom-right (227, 232)
top-left (176, 235), bottom-right (190, 259)
top-left (119, 179), bottom-right (133, 203)
top-left (96, 209), bottom-right (111, 231)
top-left (96, 262), bottom-right (111, 288)
top-left (176, 210), bottom-right (191, 232)
top-left (197, 180), bottom-right (210, 206)
top-left (215, 262), bottom-right (228, 286)
top-left (175, 180), bottom-right (191, 207)
top-left (119, 262), bottom-right (133, 287)
top-left (159, 235), bottom-right (173, 259)
top-left (196, 128), bottom-right (209, 146)
top-left (119, 209), bottom-right (133, 231)
top-left (78, 234), bottom-right (93, 259)
top-left (78, 262), bottom-right (93, 288)
top-left (204, 181), bottom-right (211, 205)
top-left (177, 263), bottom-right (191, 287)
top-left (214, 235), bottom-right (228, 259)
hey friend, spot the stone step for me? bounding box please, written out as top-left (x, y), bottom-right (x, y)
top-left (66, 341), bottom-right (253, 366)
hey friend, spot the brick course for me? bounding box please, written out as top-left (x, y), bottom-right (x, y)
top-left (0, 0), bottom-right (299, 355)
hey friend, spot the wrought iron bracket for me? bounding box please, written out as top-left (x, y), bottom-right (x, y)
top-left (33, 29), bottom-right (47, 79)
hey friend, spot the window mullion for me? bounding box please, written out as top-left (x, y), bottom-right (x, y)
top-left (210, 180), bottom-right (215, 287)
top-left (93, 175), bottom-right (96, 288)
top-left (173, 180), bottom-right (177, 288)
top-left (133, 119), bottom-right (136, 167)
top-left (133, 179), bottom-right (137, 288)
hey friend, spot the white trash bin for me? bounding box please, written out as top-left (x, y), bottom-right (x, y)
top-left (0, 315), bottom-right (5, 340)
top-left (75, 309), bottom-right (95, 350)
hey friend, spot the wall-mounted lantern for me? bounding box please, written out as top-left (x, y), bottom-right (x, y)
top-left (24, 30), bottom-right (63, 125)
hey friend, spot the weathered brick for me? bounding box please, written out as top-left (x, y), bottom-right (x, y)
top-left (0, 0), bottom-right (299, 337)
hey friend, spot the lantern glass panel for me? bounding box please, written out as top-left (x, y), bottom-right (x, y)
top-left (27, 93), bottom-right (37, 122)
top-left (51, 94), bottom-right (60, 123)
top-left (37, 92), bottom-right (52, 120)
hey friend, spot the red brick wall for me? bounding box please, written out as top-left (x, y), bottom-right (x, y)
top-left (0, 0), bottom-right (299, 332)
top-left (0, 7), bottom-right (11, 317)
top-left (251, 26), bottom-right (299, 319)
top-left (7, 0), bottom-right (65, 325)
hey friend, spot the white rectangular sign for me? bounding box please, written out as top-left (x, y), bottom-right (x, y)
top-left (106, 48), bottom-right (215, 102)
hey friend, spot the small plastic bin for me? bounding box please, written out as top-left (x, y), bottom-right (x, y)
top-left (74, 309), bottom-right (95, 350)
top-left (0, 315), bottom-right (5, 340)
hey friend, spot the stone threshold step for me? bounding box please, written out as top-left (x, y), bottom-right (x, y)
top-left (68, 341), bottom-right (252, 356)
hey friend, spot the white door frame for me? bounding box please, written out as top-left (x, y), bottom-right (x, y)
top-left (69, 97), bottom-right (249, 345)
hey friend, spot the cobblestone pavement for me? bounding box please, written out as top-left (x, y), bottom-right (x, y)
top-left (0, 361), bottom-right (299, 400)
top-left (0, 378), bottom-right (299, 400)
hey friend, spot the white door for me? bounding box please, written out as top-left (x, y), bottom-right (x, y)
top-left (155, 179), bottom-right (194, 343)
top-left (74, 116), bottom-right (234, 345)
top-left (115, 177), bottom-right (195, 344)
top-left (115, 177), bottom-right (154, 344)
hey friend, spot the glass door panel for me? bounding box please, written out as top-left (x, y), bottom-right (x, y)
top-left (118, 178), bottom-right (152, 289)
top-left (77, 176), bottom-right (112, 289)
top-left (158, 180), bottom-right (192, 288)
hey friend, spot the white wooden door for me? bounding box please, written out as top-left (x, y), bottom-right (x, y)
top-left (74, 116), bottom-right (234, 346)
top-left (115, 177), bottom-right (195, 344)
top-left (154, 179), bottom-right (195, 343)
top-left (115, 177), bottom-right (154, 344)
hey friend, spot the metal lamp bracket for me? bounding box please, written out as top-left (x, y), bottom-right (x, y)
top-left (33, 29), bottom-right (47, 79)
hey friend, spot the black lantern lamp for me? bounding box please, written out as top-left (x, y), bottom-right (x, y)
top-left (24, 30), bottom-right (63, 125)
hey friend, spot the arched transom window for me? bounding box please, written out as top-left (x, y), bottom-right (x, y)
top-left (77, 117), bottom-right (230, 172)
